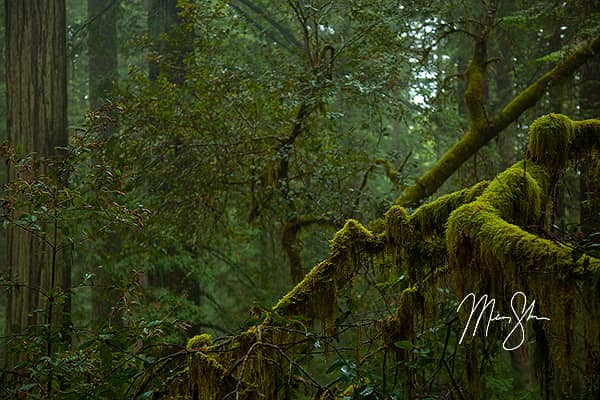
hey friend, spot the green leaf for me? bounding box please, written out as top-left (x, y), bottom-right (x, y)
top-left (393, 340), bottom-right (414, 350)
top-left (359, 385), bottom-right (374, 396)
top-left (325, 359), bottom-right (347, 374)
top-left (19, 383), bottom-right (36, 391)
top-left (137, 390), bottom-right (153, 400)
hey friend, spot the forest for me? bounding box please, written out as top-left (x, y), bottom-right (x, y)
top-left (0, 0), bottom-right (599, 399)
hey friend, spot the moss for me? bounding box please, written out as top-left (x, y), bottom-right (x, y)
top-left (444, 113), bottom-right (600, 393)
top-left (330, 219), bottom-right (379, 254)
top-left (477, 164), bottom-right (543, 225)
top-left (410, 180), bottom-right (489, 236)
top-left (380, 286), bottom-right (419, 351)
top-left (527, 113), bottom-right (574, 173)
top-left (397, 37), bottom-right (600, 207)
top-left (271, 258), bottom-right (337, 323)
top-left (187, 333), bottom-right (213, 350)
top-left (572, 118), bottom-right (600, 154)
top-left (188, 352), bottom-right (235, 400)
top-left (183, 114), bottom-right (600, 399)
top-left (273, 220), bottom-right (382, 327)
top-left (385, 181), bottom-right (488, 281)
top-left (464, 39), bottom-right (489, 132)
top-left (373, 158), bottom-right (400, 185)
top-left (384, 206), bottom-right (412, 247)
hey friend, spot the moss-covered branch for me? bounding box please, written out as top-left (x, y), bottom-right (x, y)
top-left (173, 114), bottom-right (600, 398)
top-left (445, 113), bottom-right (600, 396)
top-left (275, 219), bottom-right (382, 322)
top-left (282, 216), bottom-right (332, 284)
top-left (396, 35), bottom-right (600, 207)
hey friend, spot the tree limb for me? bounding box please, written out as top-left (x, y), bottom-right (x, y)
top-left (396, 35), bottom-right (600, 207)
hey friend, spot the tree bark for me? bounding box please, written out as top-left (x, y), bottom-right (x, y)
top-left (148, 0), bottom-right (180, 82)
top-left (4, 0), bottom-right (68, 369)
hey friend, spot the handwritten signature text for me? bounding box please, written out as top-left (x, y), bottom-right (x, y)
top-left (457, 291), bottom-right (550, 351)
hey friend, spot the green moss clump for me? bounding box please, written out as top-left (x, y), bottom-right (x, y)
top-left (410, 180), bottom-right (489, 237)
top-left (330, 219), bottom-right (378, 253)
top-left (187, 333), bottom-right (213, 350)
top-left (477, 164), bottom-right (543, 225)
top-left (384, 206), bottom-right (412, 246)
top-left (527, 113), bottom-right (574, 173)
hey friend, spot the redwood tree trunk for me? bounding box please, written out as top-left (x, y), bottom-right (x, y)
top-left (4, 0), bottom-right (68, 370)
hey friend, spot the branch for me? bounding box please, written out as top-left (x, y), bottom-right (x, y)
top-left (232, 0), bottom-right (302, 49)
top-left (396, 35), bottom-right (600, 207)
top-left (282, 216), bottom-right (332, 284)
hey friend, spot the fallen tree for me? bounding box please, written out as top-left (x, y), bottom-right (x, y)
top-left (136, 114), bottom-right (600, 399)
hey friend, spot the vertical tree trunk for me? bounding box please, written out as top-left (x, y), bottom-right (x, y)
top-left (148, 0), bottom-right (180, 82)
top-left (578, 14), bottom-right (600, 396)
top-left (579, 56), bottom-right (600, 234)
top-left (88, 0), bottom-right (120, 326)
top-left (4, 0), bottom-right (68, 370)
top-left (88, 0), bottom-right (118, 112)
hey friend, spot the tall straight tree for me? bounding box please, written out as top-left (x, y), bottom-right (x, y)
top-left (148, 0), bottom-right (180, 82)
top-left (4, 0), bottom-right (68, 369)
top-left (88, 0), bottom-right (118, 111)
top-left (88, 0), bottom-right (120, 325)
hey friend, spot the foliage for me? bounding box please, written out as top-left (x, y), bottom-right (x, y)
top-left (2, 0), bottom-right (600, 398)
top-left (0, 114), bottom-right (177, 399)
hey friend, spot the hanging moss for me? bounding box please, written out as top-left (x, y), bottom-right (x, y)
top-left (410, 180), bottom-right (489, 237)
top-left (384, 181), bottom-right (488, 281)
top-left (573, 118), bottom-right (600, 150)
top-left (445, 113), bottom-right (600, 396)
top-left (273, 219), bottom-right (382, 325)
top-left (179, 113), bottom-right (600, 399)
top-left (527, 113), bottom-right (574, 173)
top-left (188, 352), bottom-right (239, 400)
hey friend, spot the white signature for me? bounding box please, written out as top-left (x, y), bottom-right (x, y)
top-left (457, 291), bottom-right (550, 351)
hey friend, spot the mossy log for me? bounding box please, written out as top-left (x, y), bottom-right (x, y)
top-left (176, 114), bottom-right (599, 399)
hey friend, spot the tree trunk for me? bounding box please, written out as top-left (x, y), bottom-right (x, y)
top-left (88, 0), bottom-right (120, 326)
top-left (579, 55), bottom-right (600, 234)
top-left (148, 0), bottom-right (180, 82)
top-left (88, 0), bottom-right (118, 112)
top-left (4, 0), bottom-right (68, 370)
